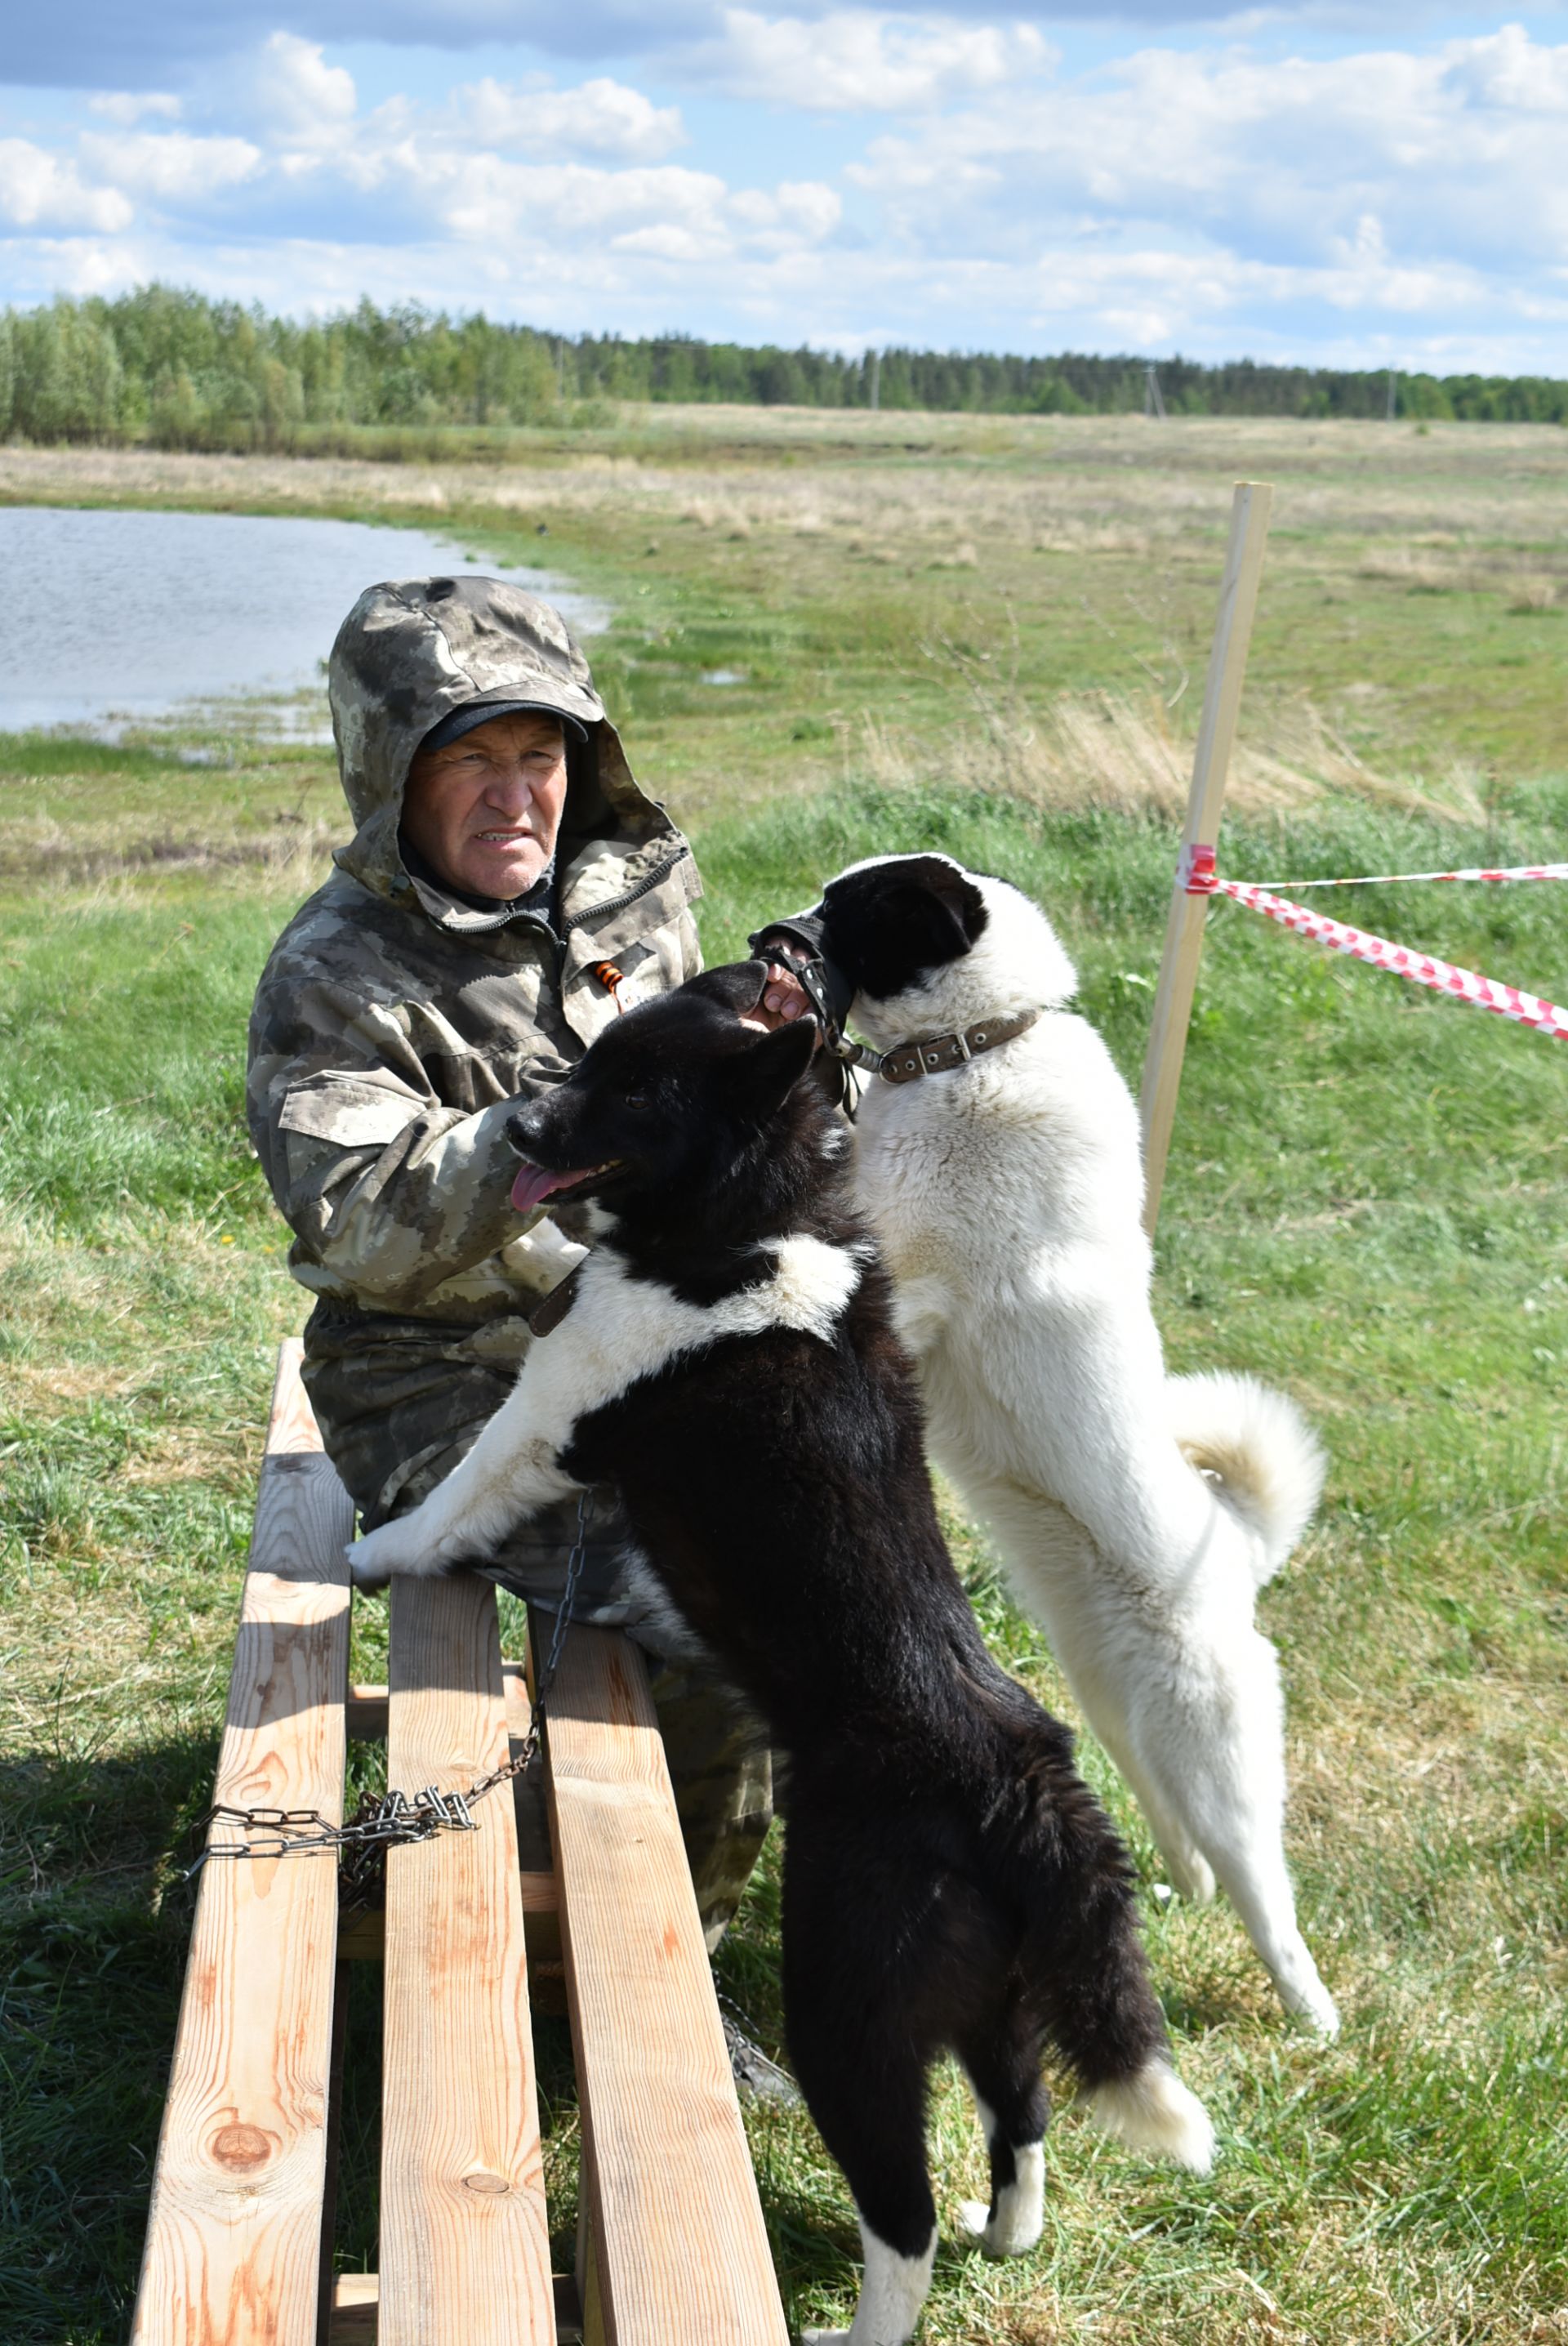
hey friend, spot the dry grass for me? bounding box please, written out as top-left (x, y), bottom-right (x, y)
top-left (8, 413), bottom-right (1568, 567)
top-left (858, 652), bottom-right (1489, 823)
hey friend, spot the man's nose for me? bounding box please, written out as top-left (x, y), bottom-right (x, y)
top-left (481, 760), bottom-right (538, 814)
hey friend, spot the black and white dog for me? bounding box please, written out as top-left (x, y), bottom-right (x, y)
top-left (753, 858), bottom-right (1338, 2036)
top-left (352, 962), bottom-right (1213, 2346)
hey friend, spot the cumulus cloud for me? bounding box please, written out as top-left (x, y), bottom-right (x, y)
top-left (456, 74), bottom-right (686, 159)
top-left (385, 149), bottom-right (840, 266)
top-left (5, 15), bottom-right (1568, 369)
top-left (76, 132), bottom-right (263, 203)
top-left (251, 31), bottom-right (358, 138)
top-left (676, 9), bottom-right (1054, 110)
top-left (87, 91), bottom-right (183, 126)
top-left (7, 0), bottom-right (1557, 91)
top-left (0, 141), bottom-right (133, 234)
top-left (848, 25), bottom-right (1568, 278)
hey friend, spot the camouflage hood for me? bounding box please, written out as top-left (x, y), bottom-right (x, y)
top-left (327, 573), bottom-right (675, 922)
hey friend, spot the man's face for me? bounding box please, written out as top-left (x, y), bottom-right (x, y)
top-left (402, 711), bottom-right (568, 899)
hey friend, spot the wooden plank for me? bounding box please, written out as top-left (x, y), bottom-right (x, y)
top-left (327, 2273), bottom-right (584, 2344)
top-left (378, 1572), bottom-right (555, 2346)
top-left (131, 1341), bottom-right (352, 2346)
top-left (1138, 479), bottom-right (1274, 1235)
top-left (542, 1621), bottom-right (789, 2346)
top-left (345, 1684), bottom-right (389, 1742)
top-left (327, 2272), bottom-right (380, 2344)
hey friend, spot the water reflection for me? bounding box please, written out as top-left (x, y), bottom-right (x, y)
top-left (0, 506), bottom-right (607, 737)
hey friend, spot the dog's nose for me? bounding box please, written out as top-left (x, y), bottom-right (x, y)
top-left (506, 1104), bottom-right (543, 1157)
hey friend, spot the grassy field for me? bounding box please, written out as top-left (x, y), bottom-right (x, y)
top-left (2, 412), bottom-right (1566, 2344)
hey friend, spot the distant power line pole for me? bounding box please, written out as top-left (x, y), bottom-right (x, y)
top-left (870, 349), bottom-right (880, 412)
top-left (1144, 363), bottom-right (1167, 421)
top-left (1387, 368), bottom-right (1397, 421)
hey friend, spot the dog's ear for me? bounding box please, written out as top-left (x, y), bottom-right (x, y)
top-left (885, 863), bottom-right (984, 952)
top-left (683, 961), bottom-right (769, 1015)
top-left (725, 1017), bottom-right (819, 1120)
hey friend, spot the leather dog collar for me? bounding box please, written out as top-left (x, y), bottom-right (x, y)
top-left (528, 1261), bottom-right (584, 1337)
top-left (877, 1006), bottom-right (1039, 1085)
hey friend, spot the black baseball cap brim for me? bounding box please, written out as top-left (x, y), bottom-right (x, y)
top-left (417, 699), bottom-right (589, 756)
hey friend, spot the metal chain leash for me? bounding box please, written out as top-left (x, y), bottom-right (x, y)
top-left (184, 1492), bottom-right (592, 1907)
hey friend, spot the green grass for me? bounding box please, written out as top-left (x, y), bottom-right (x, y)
top-left (2, 415), bottom-right (1566, 2342)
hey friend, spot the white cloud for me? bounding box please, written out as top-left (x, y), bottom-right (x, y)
top-left (847, 25), bottom-right (1568, 279)
top-left (77, 132), bottom-right (262, 203)
top-left (87, 91), bottom-right (183, 127)
top-left (0, 141), bottom-right (132, 233)
top-left (6, 16), bottom-right (1568, 372)
top-left (457, 74), bottom-right (686, 159)
top-left (391, 149), bottom-right (840, 265)
top-left (679, 8), bottom-right (1054, 110)
top-left (251, 31), bottom-right (358, 139)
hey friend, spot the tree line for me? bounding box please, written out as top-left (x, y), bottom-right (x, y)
top-left (3, 285), bottom-right (1566, 449)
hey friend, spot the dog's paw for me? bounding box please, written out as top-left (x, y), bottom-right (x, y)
top-left (959, 2200), bottom-right (1040, 2261)
top-left (958, 2152), bottom-right (1044, 2258)
top-left (1290, 1982), bottom-right (1342, 2040)
top-left (349, 1520), bottom-right (424, 1587)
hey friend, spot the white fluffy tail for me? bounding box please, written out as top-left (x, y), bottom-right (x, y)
top-left (1168, 1370), bottom-right (1326, 1588)
top-left (1087, 2059), bottom-right (1215, 2175)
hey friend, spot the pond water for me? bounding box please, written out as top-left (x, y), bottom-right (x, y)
top-left (1, 506), bottom-right (607, 737)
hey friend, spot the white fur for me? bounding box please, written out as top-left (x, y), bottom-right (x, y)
top-left (1088, 2058), bottom-right (1216, 2174)
top-left (848, 865), bottom-right (1339, 2036)
top-left (957, 2082), bottom-right (1045, 2258)
top-left (350, 1233), bottom-right (866, 1584)
top-left (800, 2217), bottom-right (937, 2346)
top-left (958, 2141), bottom-right (1045, 2259)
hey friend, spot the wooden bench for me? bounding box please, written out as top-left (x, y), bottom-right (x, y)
top-left (131, 1340), bottom-right (790, 2346)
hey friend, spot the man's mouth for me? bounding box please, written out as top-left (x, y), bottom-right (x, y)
top-left (510, 1158), bottom-right (621, 1214)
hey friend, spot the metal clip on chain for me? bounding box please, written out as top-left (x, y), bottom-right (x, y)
top-left (185, 1492), bottom-right (593, 1897)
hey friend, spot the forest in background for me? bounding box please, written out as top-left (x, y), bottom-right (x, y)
top-left (4, 284), bottom-right (1568, 452)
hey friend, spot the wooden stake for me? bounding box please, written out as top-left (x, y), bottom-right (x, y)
top-left (1138, 480), bottom-right (1273, 1236)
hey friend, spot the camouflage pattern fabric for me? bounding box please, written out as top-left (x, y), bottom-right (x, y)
top-left (247, 573), bottom-right (771, 1932)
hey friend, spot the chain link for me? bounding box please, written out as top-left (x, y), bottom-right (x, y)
top-left (185, 1491), bottom-right (592, 1907)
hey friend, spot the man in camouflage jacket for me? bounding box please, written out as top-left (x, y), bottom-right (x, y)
top-left (247, 573), bottom-right (770, 1944)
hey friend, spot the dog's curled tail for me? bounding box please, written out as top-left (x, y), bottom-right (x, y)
top-left (1168, 1369), bottom-right (1326, 1588)
top-left (1085, 2061), bottom-right (1215, 2174)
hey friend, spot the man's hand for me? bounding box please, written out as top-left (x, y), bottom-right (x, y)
top-left (740, 962), bottom-right (816, 1034)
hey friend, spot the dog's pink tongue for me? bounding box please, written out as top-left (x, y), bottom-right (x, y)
top-left (510, 1162), bottom-right (581, 1214)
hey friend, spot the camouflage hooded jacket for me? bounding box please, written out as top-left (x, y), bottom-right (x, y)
top-left (246, 575), bottom-right (702, 1514)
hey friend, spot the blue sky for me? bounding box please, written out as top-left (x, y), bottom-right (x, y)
top-left (4, 2), bottom-right (1568, 370)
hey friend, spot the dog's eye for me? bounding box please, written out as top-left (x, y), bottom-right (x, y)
top-left (623, 1087), bottom-right (652, 1113)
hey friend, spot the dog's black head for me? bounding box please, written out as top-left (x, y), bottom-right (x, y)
top-left (760, 854), bottom-right (989, 1009)
top-left (506, 961), bottom-right (822, 1238)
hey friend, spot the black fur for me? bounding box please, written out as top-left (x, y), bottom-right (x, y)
top-left (806, 854), bottom-right (988, 1006)
top-left (506, 961), bottom-right (1169, 2262)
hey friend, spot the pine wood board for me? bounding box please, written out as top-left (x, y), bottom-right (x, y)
top-left (542, 1621), bottom-right (788, 2346)
top-left (378, 1570), bottom-right (555, 2345)
top-left (130, 1341), bottom-right (352, 2346)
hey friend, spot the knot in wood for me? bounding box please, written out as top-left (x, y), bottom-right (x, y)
top-left (210, 2121), bottom-right (275, 2170)
top-left (461, 2170), bottom-right (510, 2195)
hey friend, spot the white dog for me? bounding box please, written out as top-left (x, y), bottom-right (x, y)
top-left (756, 854), bottom-right (1339, 2035)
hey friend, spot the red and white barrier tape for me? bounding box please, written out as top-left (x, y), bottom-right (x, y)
top-left (1181, 844), bottom-right (1568, 1042)
top-left (1243, 860), bottom-right (1568, 891)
